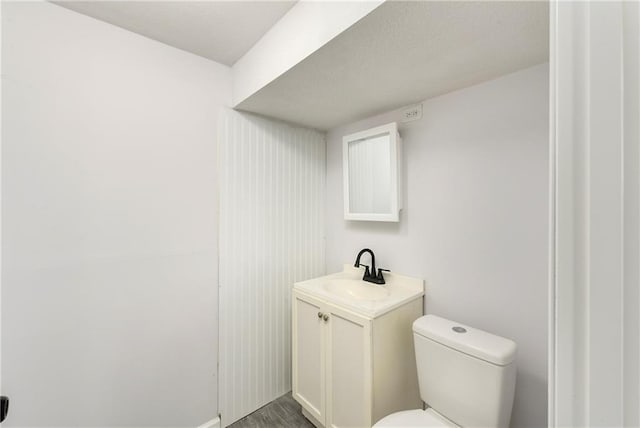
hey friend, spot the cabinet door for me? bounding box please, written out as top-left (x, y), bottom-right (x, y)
top-left (326, 304), bottom-right (372, 428)
top-left (292, 292), bottom-right (326, 424)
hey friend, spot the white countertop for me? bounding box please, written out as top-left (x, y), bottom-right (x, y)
top-left (293, 265), bottom-right (424, 319)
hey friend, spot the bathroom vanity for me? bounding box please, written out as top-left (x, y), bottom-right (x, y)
top-left (292, 266), bottom-right (424, 428)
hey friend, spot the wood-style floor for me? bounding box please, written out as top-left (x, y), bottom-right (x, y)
top-left (228, 392), bottom-right (315, 428)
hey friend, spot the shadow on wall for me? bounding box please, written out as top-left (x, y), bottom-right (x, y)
top-left (510, 369), bottom-right (548, 428)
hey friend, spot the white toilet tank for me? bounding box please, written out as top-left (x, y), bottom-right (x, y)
top-left (412, 315), bottom-right (517, 428)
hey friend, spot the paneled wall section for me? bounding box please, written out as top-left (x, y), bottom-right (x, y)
top-left (218, 109), bottom-right (326, 426)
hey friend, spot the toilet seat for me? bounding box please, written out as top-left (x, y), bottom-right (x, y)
top-left (373, 409), bottom-right (459, 428)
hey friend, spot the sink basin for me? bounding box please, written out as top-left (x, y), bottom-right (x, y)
top-left (294, 265), bottom-right (424, 318)
top-left (322, 279), bottom-right (390, 301)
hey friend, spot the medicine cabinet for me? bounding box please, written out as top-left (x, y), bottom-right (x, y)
top-left (343, 122), bottom-right (402, 222)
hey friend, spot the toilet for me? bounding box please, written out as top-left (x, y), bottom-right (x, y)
top-left (374, 315), bottom-right (517, 428)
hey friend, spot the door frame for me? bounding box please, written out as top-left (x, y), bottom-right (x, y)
top-left (549, 1), bottom-right (640, 425)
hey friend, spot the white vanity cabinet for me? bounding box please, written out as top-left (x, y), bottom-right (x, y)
top-left (292, 288), bottom-right (423, 428)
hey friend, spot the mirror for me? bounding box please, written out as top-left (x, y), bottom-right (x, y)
top-left (343, 122), bottom-right (401, 222)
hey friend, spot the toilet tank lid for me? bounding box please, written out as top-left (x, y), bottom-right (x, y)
top-left (413, 315), bottom-right (517, 366)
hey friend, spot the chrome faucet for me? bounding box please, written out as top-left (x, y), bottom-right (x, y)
top-left (354, 248), bottom-right (389, 285)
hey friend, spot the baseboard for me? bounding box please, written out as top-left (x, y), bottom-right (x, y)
top-left (197, 416), bottom-right (220, 428)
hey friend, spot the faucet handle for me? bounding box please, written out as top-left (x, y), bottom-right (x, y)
top-left (377, 268), bottom-right (390, 279)
top-left (358, 264), bottom-right (371, 277)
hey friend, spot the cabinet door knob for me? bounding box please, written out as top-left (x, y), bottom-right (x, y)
top-left (318, 312), bottom-right (323, 318)
top-left (323, 314), bottom-right (329, 322)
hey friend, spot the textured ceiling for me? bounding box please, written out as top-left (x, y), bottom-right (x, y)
top-left (236, 1), bottom-right (550, 130)
top-left (53, 1), bottom-right (296, 66)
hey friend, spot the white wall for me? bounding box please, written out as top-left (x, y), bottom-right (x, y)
top-left (1, 2), bottom-right (231, 426)
top-left (325, 64), bottom-right (549, 427)
top-left (218, 109), bottom-right (325, 426)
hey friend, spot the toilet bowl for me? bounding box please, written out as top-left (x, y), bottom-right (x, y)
top-left (375, 408), bottom-right (457, 427)
top-left (373, 315), bottom-right (517, 428)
